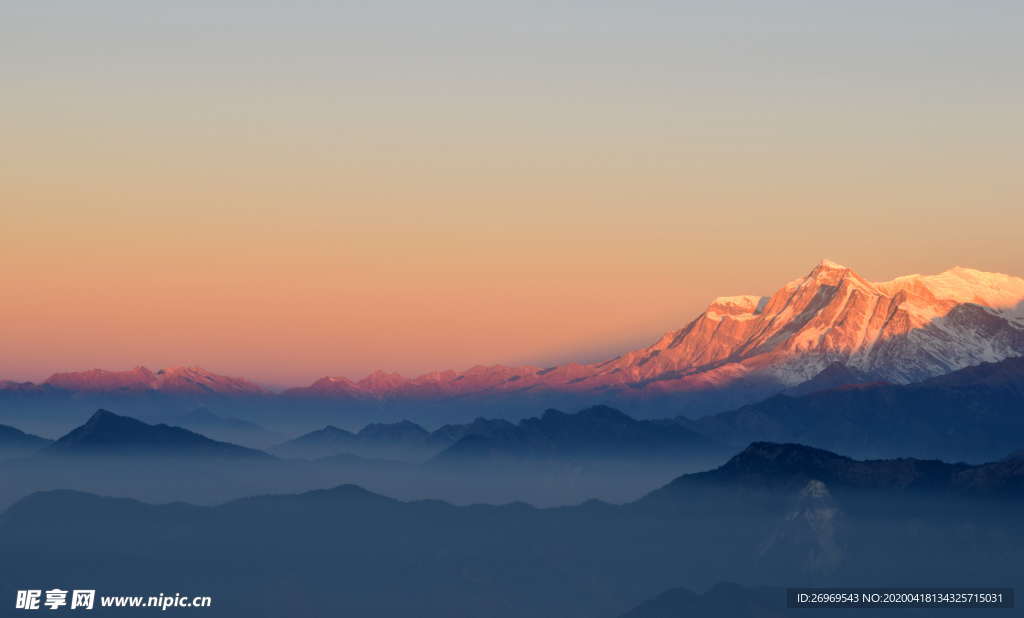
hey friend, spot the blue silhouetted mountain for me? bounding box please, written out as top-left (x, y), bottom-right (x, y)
top-left (680, 442), bottom-right (962, 490)
top-left (432, 405), bottom-right (722, 464)
top-left (273, 419), bottom-right (454, 462)
top-left (692, 356), bottom-right (1024, 462)
top-left (0, 424), bottom-right (51, 459)
top-left (43, 409), bottom-right (271, 459)
top-left (271, 425), bottom-right (358, 458)
top-left (641, 441), bottom-right (1024, 510)
top-left (428, 417), bottom-right (518, 446)
top-left (271, 420), bottom-right (436, 460)
top-left (357, 419), bottom-right (430, 444)
top-left (169, 407), bottom-right (284, 448)
top-left (4, 447), bottom-right (1024, 618)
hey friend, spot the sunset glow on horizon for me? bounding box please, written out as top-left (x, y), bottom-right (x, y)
top-left (3, 1), bottom-right (1022, 386)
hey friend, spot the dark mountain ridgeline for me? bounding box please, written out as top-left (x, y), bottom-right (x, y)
top-left (0, 407), bottom-right (719, 509)
top-left (270, 406), bottom-right (720, 466)
top-left (645, 441), bottom-right (1024, 505)
top-left (43, 409), bottom-right (271, 459)
top-left (271, 420), bottom-right (438, 462)
top-left (693, 356), bottom-right (1024, 462)
top-left (432, 405), bottom-right (722, 464)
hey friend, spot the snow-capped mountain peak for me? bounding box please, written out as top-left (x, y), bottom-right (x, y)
top-left (281, 261), bottom-right (1024, 404)
top-left (43, 366), bottom-right (266, 395)
top-left (21, 261), bottom-right (1024, 415)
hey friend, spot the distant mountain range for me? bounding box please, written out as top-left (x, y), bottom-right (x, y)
top-left (43, 409), bottom-right (270, 459)
top-left (0, 424), bottom-right (50, 461)
top-left (3, 346), bottom-right (1023, 511)
top-left (7, 353), bottom-right (1024, 469)
top-left (43, 365), bottom-right (267, 395)
top-left (271, 420), bottom-right (440, 461)
top-left (168, 407), bottom-right (284, 448)
top-left (270, 405), bottom-right (721, 464)
top-left (0, 407), bottom-right (716, 508)
top-left (432, 405), bottom-right (720, 464)
top-left (259, 355), bottom-right (1024, 465)
top-left (3, 261), bottom-right (1022, 424)
top-left (3, 442), bottom-right (1022, 618)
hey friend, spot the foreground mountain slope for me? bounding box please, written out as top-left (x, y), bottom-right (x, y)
top-left (3, 443), bottom-right (1022, 618)
top-left (644, 441), bottom-right (1024, 499)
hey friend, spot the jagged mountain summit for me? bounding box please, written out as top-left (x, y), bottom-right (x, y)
top-left (288, 260), bottom-right (1024, 406)
top-left (6, 261), bottom-right (1023, 419)
top-left (561, 260), bottom-right (1024, 391)
top-left (639, 441), bottom-right (1024, 518)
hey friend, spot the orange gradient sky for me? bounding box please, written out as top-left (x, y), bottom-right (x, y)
top-left (3, 2), bottom-right (1022, 386)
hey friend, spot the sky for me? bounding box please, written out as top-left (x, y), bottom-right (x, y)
top-left (3, 1), bottom-right (1022, 386)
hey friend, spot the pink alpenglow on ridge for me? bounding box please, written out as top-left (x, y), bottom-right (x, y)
top-left (13, 262), bottom-right (1024, 404)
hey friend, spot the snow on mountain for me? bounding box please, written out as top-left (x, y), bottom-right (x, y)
top-left (44, 366), bottom-right (158, 392)
top-left (43, 366), bottom-right (267, 396)
top-left (615, 259), bottom-right (1024, 388)
top-left (19, 261), bottom-right (1024, 406)
top-left (307, 260), bottom-right (1024, 398)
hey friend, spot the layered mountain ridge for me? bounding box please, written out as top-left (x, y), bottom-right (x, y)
top-left (5, 441), bottom-right (1024, 618)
